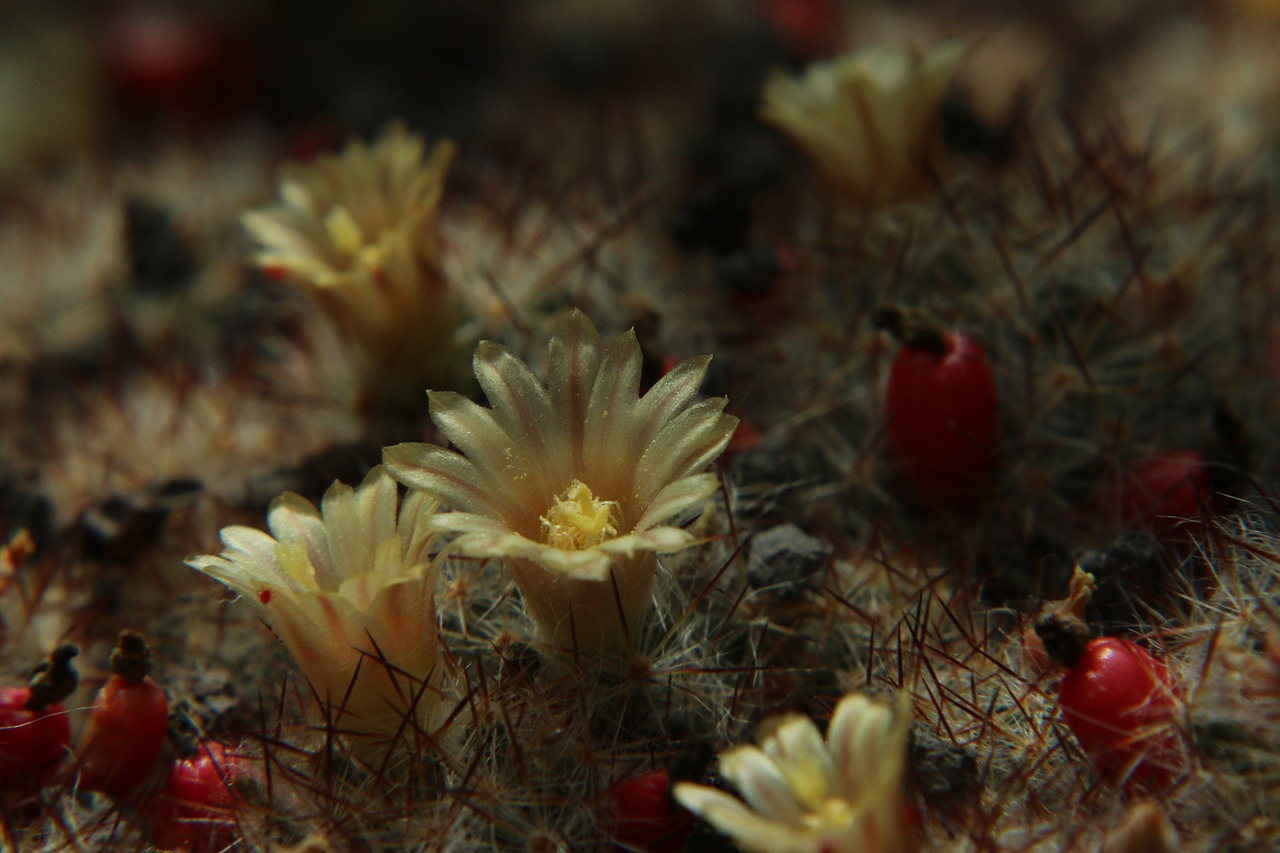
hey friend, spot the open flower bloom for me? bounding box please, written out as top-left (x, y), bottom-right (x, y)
top-left (187, 467), bottom-right (447, 758)
top-left (383, 309), bottom-right (738, 656)
top-left (760, 42), bottom-right (965, 208)
top-left (242, 123), bottom-right (469, 405)
top-left (674, 693), bottom-right (916, 853)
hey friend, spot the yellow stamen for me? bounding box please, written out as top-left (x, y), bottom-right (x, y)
top-left (541, 480), bottom-right (618, 550)
top-left (324, 206), bottom-right (365, 256)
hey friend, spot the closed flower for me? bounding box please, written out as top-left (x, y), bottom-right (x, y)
top-left (761, 42), bottom-right (965, 208)
top-left (187, 467), bottom-right (448, 758)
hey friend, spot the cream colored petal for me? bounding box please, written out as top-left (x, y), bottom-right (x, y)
top-left (267, 493), bottom-right (335, 587)
top-left (261, 588), bottom-right (360, 701)
top-left (397, 490), bottom-right (443, 567)
top-left (242, 210), bottom-right (320, 256)
top-left (423, 510), bottom-right (509, 536)
top-left (632, 473), bottom-right (720, 534)
top-left (673, 784), bottom-right (817, 853)
top-left (189, 535), bottom-right (313, 598)
top-left (762, 716), bottom-right (837, 811)
top-left (427, 390), bottom-right (538, 521)
top-left (278, 180), bottom-right (318, 214)
top-left (217, 525), bottom-right (283, 564)
top-left (418, 139), bottom-right (456, 210)
top-left (186, 552), bottom-right (264, 597)
top-left (635, 399), bottom-right (737, 502)
top-left (252, 570), bottom-right (442, 743)
top-left (547, 308), bottom-right (603, 470)
top-left (826, 694), bottom-right (905, 804)
top-left (358, 467), bottom-right (401, 553)
top-left (383, 442), bottom-right (505, 518)
top-left (629, 354), bottom-right (712, 455)
top-left (319, 479), bottom-right (366, 590)
top-left (582, 328), bottom-right (642, 490)
top-left (594, 526), bottom-right (693, 558)
top-left (472, 341), bottom-right (569, 488)
top-left (719, 745), bottom-right (805, 824)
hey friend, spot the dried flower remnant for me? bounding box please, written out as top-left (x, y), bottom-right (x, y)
top-left (384, 309), bottom-right (737, 656)
top-left (760, 42), bottom-right (965, 207)
top-left (187, 467), bottom-right (448, 758)
top-left (674, 693), bottom-right (916, 853)
top-left (242, 123), bottom-right (468, 404)
top-left (1101, 801), bottom-right (1180, 853)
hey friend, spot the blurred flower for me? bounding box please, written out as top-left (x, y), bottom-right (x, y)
top-left (674, 693), bottom-right (915, 853)
top-left (242, 123), bottom-right (469, 407)
top-left (187, 467), bottom-right (448, 757)
top-left (384, 309), bottom-right (737, 656)
top-left (761, 42), bottom-right (965, 207)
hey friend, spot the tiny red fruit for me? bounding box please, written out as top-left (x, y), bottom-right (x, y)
top-left (103, 6), bottom-right (259, 132)
top-left (150, 742), bottom-right (246, 852)
top-left (1117, 450), bottom-right (1213, 538)
top-left (876, 307), bottom-right (999, 509)
top-left (1035, 570), bottom-right (1184, 790)
top-left (603, 768), bottom-right (694, 853)
top-left (760, 0), bottom-right (844, 58)
top-left (78, 631), bottom-right (170, 798)
top-left (1057, 637), bottom-right (1183, 789)
top-left (0, 645), bottom-right (79, 790)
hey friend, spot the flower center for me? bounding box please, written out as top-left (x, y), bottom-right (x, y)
top-left (323, 205), bottom-right (386, 274)
top-left (324, 205), bottom-right (366, 256)
top-left (540, 480), bottom-right (618, 550)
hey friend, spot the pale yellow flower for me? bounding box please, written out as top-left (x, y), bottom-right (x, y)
top-left (674, 693), bottom-right (915, 853)
top-left (242, 123), bottom-right (468, 403)
top-left (761, 42), bottom-right (965, 207)
top-left (187, 467), bottom-right (448, 757)
top-left (383, 309), bottom-right (737, 656)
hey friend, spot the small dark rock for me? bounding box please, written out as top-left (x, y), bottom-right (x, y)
top-left (1074, 531), bottom-right (1170, 625)
top-left (125, 199), bottom-right (195, 292)
top-left (909, 726), bottom-right (979, 803)
top-left (78, 496), bottom-right (168, 563)
top-left (746, 523), bottom-right (832, 589)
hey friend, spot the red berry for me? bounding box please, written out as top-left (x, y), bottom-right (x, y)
top-left (603, 769), bottom-right (694, 853)
top-left (0, 645), bottom-right (79, 791)
top-left (1057, 637), bottom-right (1183, 789)
top-left (881, 319), bottom-right (999, 509)
top-left (759, 0), bottom-right (844, 58)
top-left (103, 7), bottom-right (259, 132)
top-left (1116, 451), bottom-right (1213, 538)
top-left (78, 632), bottom-right (170, 799)
top-left (0, 687), bottom-right (72, 789)
top-left (150, 742), bottom-right (246, 852)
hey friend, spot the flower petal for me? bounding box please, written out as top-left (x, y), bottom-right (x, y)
top-left (632, 473), bottom-right (720, 534)
top-left (473, 340), bottom-right (570, 489)
top-left (762, 716), bottom-right (837, 811)
top-left (718, 745), bottom-right (805, 824)
top-left (384, 442), bottom-right (505, 518)
top-left (582, 328), bottom-right (643, 494)
top-left (267, 493), bottom-right (335, 586)
top-left (547, 309), bottom-right (603, 472)
top-left (594, 526), bottom-right (693, 558)
top-left (635, 398), bottom-right (737, 502)
top-left (826, 693), bottom-right (906, 805)
top-left (673, 783), bottom-right (817, 853)
top-left (428, 390), bottom-right (540, 524)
